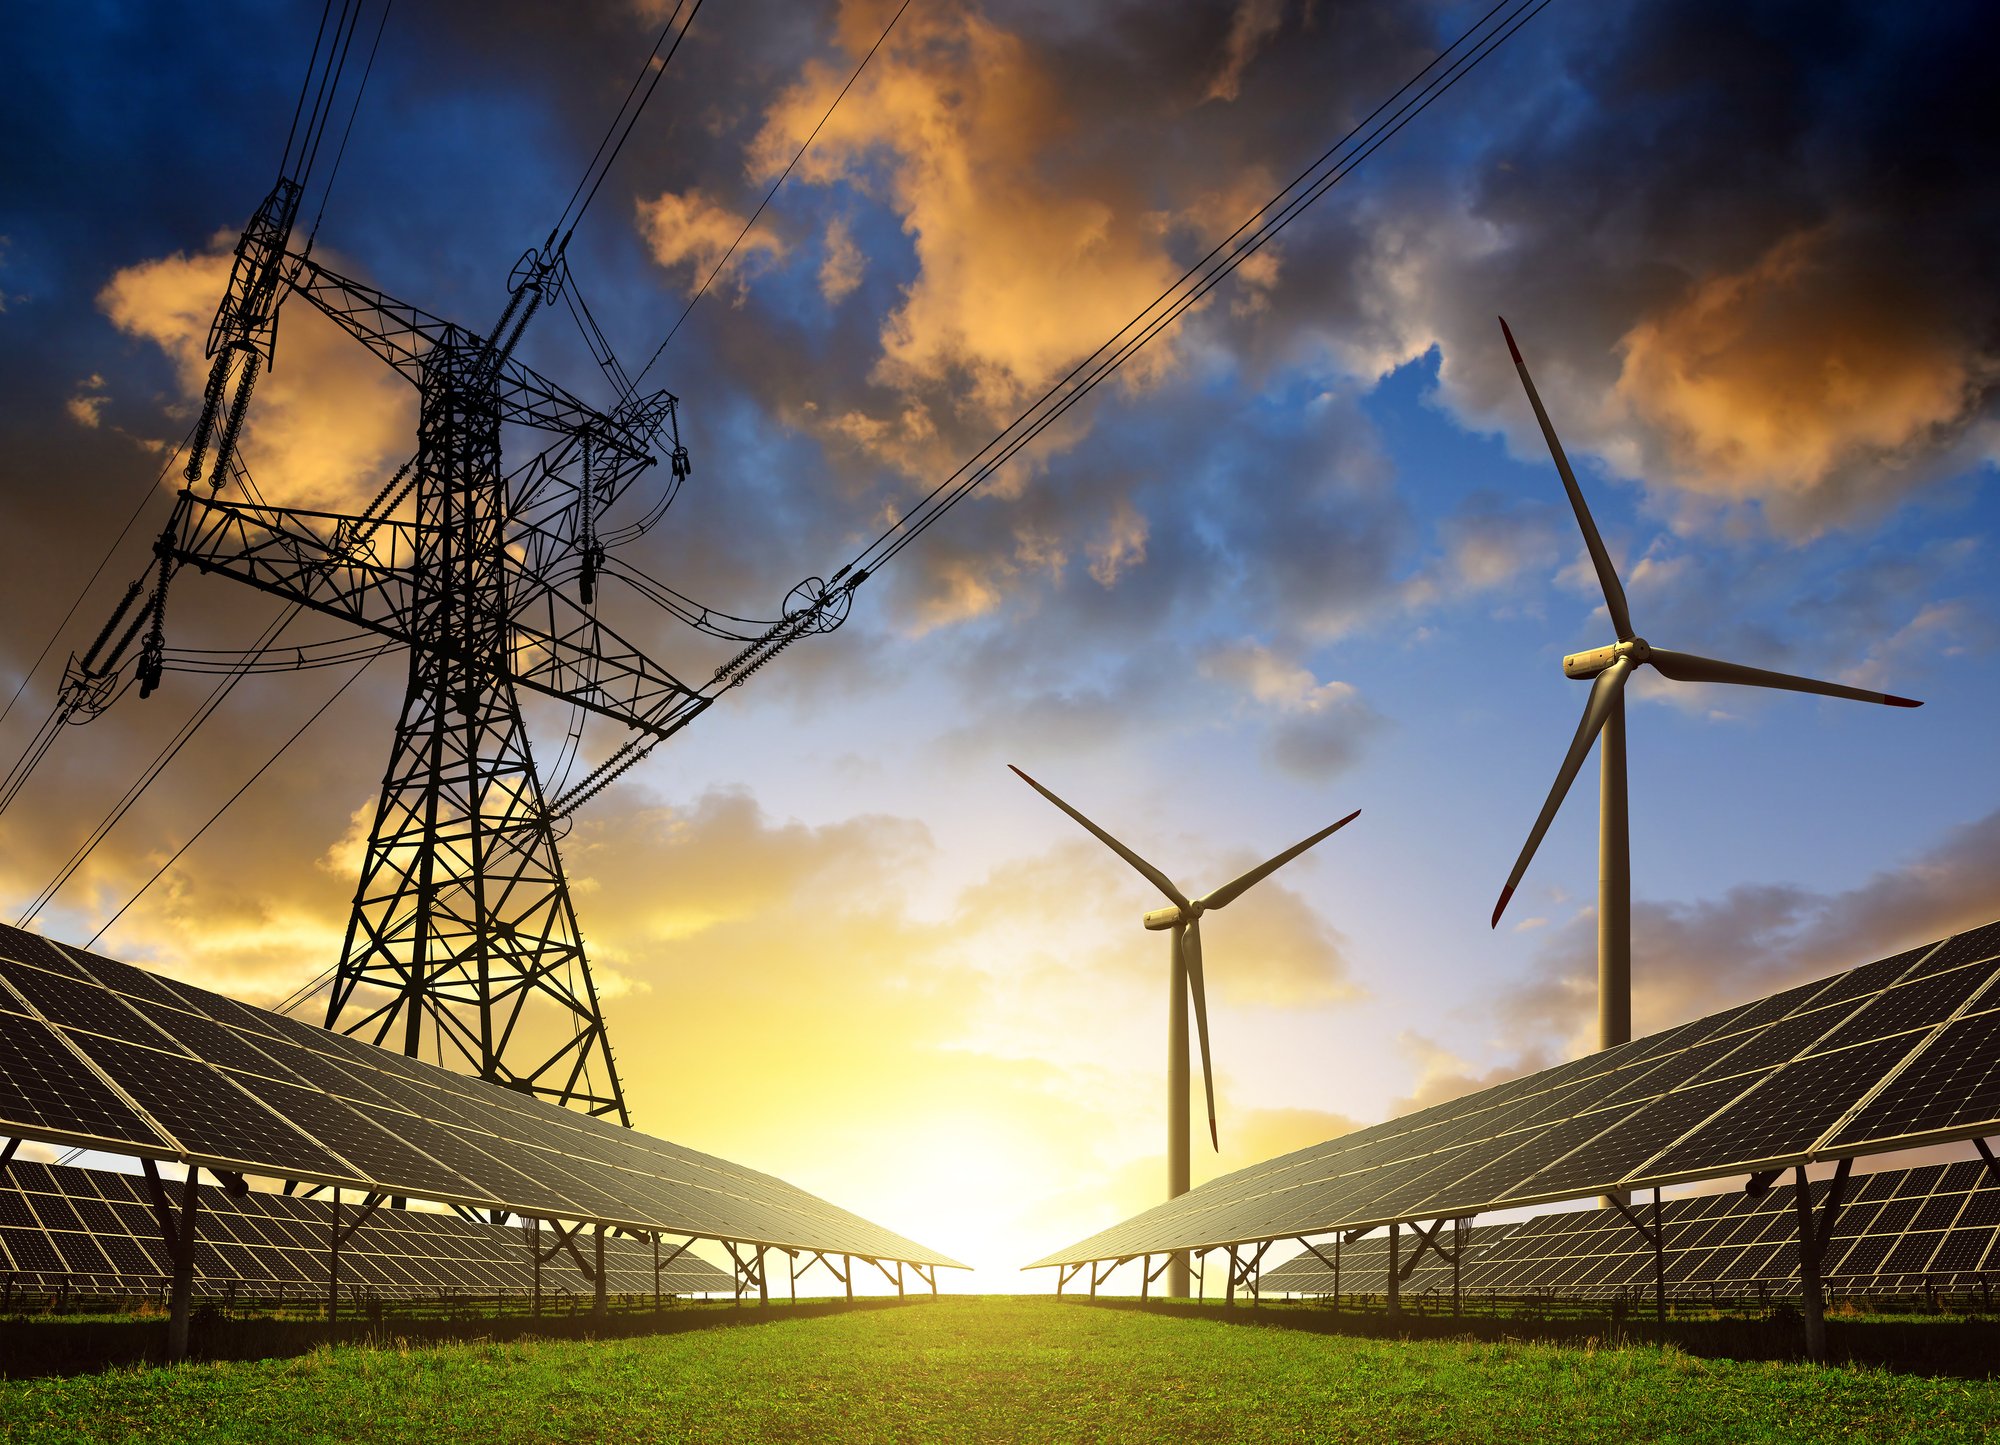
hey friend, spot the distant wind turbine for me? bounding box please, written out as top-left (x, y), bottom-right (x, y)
top-left (1010, 763), bottom-right (1358, 1297)
top-left (1490, 316), bottom-right (1922, 1056)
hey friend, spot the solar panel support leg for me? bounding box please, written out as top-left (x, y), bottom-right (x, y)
top-left (895, 1261), bottom-right (904, 1299)
top-left (1387, 1224), bottom-right (1400, 1318)
top-left (1790, 1159), bottom-right (1853, 1366)
top-left (328, 1187), bottom-right (341, 1328)
top-left (1224, 1246), bottom-right (1236, 1306)
top-left (845, 1255), bottom-right (853, 1301)
top-left (594, 1226), bottom-right (608, 1319)
top-left (1652, 1188), bottom-right (1666, 1326)
top-left (0, 1137), bottom-right (17, 1171)
top-left (1792, 1167), bottom-right (1827, 1363)
top-left (533, 1219), bottom-right (543, 1318)
top-left (1453, 1218), bottom-right (1463, 1319)
top-left (165, 1166), bottom-right (202, 1365)
top-left (1140, 1254), bottom-right (1150, 1303)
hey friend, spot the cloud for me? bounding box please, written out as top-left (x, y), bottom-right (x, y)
top-left (97, 240), bottom-right (415, 512)
top-left (1201, 639), bottom-right (1387, 780)
top-left (1391, 1031), bottom-right (1557, 1116)
top-left (817, 214), bottom-right (865, 303)
top-left (1613, 225), bottom-right (1994, 523)
top-left (748, 1), bottom-right (1188, 450)
top-left (1206, 0), bottom-right (1287, 104)
top-left (1503, 806), bottom-right (2000, 1051)
top-left (634, 188), bottom-right (785, 299)
top-left (66, 372), bottom-right (108, 428)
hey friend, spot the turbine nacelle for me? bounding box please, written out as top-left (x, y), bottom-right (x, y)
top-left (1143, 905), bottom-right (1190, 931)
top-left (1562, 638), bottom-right (1650, 680)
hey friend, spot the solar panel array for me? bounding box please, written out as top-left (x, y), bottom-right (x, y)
top-left (0, 1161), bottom-right (736, 1298)
top-left (0, 925), bottom-right (963, 1269)
top-left (1258, 1160), bottom-right (2000, 1299)
top-left (1032, 920), bottom-right (2000, 1268)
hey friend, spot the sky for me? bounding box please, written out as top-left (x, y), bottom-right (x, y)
top-left (1, 0), bottom-right (1997, 1293)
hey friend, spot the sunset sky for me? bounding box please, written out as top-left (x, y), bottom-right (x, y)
top-left (2, 0), bottom-right (1997, 1291)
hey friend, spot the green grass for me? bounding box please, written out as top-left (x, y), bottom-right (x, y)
top-left (3, 1296), bottom-right (1996, 1444)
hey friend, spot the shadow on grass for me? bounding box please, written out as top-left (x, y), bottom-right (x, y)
top-left (1073, 1297), bottom-right (2000, 1380)
top-left (0, 1297), bottom-right (929, 1379)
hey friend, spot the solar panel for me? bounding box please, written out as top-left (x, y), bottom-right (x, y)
top-left (1030, 920), bottom-right (2000, 1269)
top-left (0, 926), bottom-right (963, 1271)
top-left (1258, 1162), bottom-right (2000, 1301)
top-left (0, 1162), bottom-right (737, 1298)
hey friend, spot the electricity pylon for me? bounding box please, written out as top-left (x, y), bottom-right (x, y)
top-left (144, 171), bottom-right (703, 1120)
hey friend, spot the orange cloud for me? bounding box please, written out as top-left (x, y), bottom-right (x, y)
top-left (1615, 226), bottom-right (1993, 527)
top-left (749, 1), bottom-right (1186, 447)
top-left (633, 188), bottom-right (784, 299)
top-left (98, 240), bottom-right (416, 513)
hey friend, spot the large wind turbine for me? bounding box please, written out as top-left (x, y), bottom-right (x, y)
top-left (1010, 764), bottom-right (1358, 1298)
top-left (1490, 316), bottom-right (1922, 1056)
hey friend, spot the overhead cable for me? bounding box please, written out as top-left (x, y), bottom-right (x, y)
top-left (85, 652), bottom-right (379, 948)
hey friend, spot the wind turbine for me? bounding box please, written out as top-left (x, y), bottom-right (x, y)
top-left (1009, 763), bottom-right (1358, 1298)
top-left (1490, 316), bottom-right (1922, 1057)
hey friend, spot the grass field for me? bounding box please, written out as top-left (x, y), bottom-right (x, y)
top-left (4, 1296), bottom-right (1997, 1444)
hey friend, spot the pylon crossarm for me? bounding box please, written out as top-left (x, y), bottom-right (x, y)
top-left (285, 254), bottom-right (652, 459)
top-left (163, 493), bottom-right (706, 741)
top-left (509, 388), bottom-right (680, 530)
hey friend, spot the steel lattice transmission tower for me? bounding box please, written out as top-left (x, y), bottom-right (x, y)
top-left (143, 173), bottom-right (709, 1121)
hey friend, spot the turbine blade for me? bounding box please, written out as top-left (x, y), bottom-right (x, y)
top-left (1007, 764), bottom-right (1189, 908)
top-left (1183, 920), bottom-right (1219, 1153)
top-left (1492, 657), bottom-right (1633, 927)
top-left (1200, 809), bottom-right (1362, 911)
top-left (1499, 317), bottom-right (1634, 642)
top-left (1646, 649), bottom-right (1923, 708)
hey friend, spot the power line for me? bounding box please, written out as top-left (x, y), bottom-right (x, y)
top-left (307, 0), bottom-right (395, 246)
top-left (629, 0), bottom-right (914, 390)
top-left (16, 605), bottom-right (302, 928)
top-left (86, 652), bottom-right (379, 948)
top-left (551, 0), bottom-right (704, 248)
